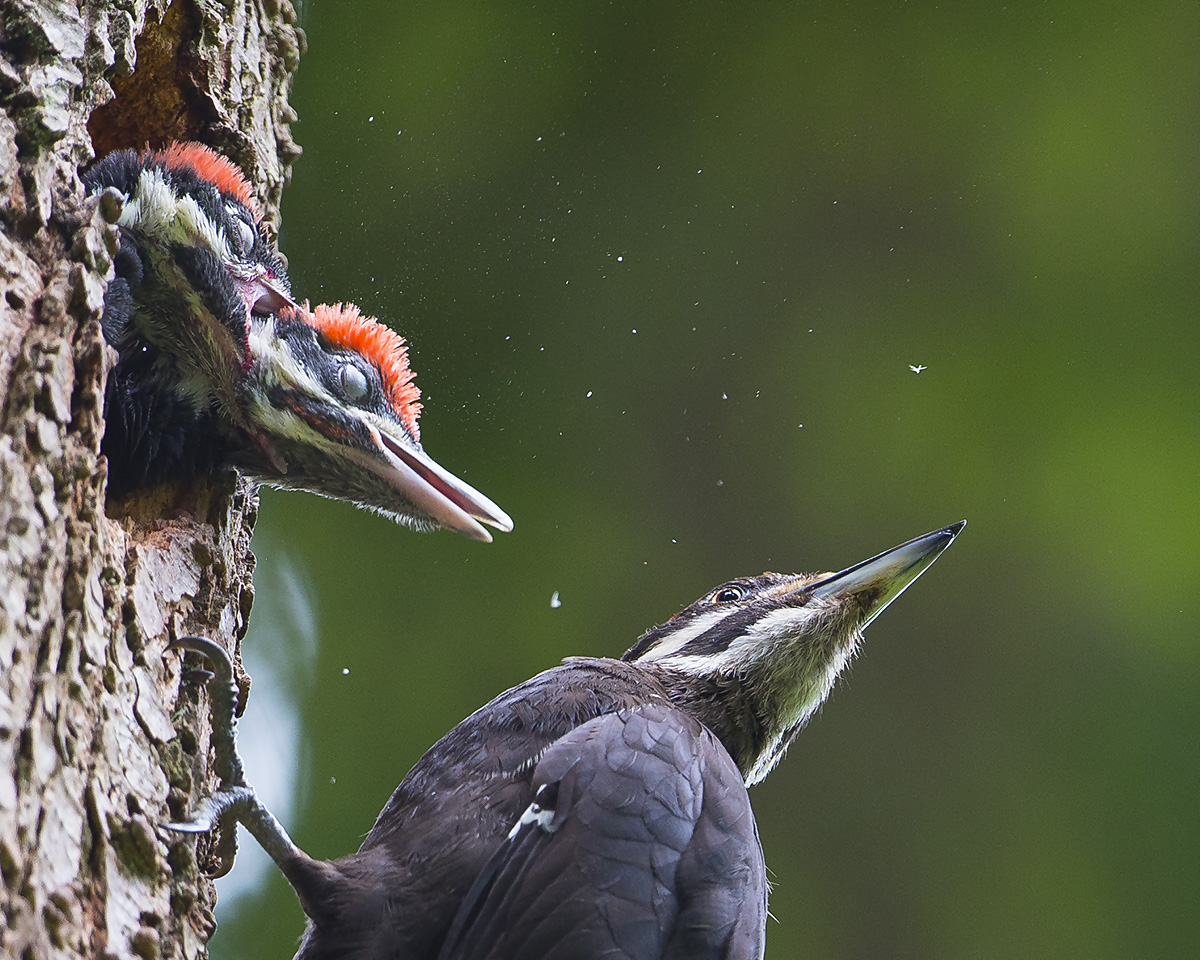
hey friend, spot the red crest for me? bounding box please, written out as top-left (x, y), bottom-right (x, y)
top-left (302, 303), bottom-right (422, 439)
top-left (154, 143), bottom-right (260, 217)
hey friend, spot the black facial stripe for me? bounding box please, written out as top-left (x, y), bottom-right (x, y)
top-left (269, 385), bottom-right (376, 449)
top-left (622, 624), bottom-right (668, 662)
top-left (171, 243), bottom-right (249, 350)
top-left (621, 572), bottom-right (804, 663)
top-left (621, 605), bottom-right (759, 661)
top-left (677, 607), bottom-right (767, 657)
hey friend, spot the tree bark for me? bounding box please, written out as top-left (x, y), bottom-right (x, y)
top-left (0, 2), bottom-right (302, 957)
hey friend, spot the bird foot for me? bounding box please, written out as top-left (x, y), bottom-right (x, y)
top-left (167, 635), bottom-right (307, 878)
top-left (169, 635), bottom-right (248, 787)
top-left (165, 785), bottom-right (259, 834)
top-left (166, 636), bottom-right (251, 876)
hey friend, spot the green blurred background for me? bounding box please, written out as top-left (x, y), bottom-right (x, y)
top-left (214, 2), bottom-right (1199, 957)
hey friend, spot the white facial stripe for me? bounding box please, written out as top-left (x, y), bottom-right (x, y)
top-left (746, 604), bottom-right (820, 642)
top-left (652, 604), bottom-right (821, 674)
top-left (245, 318), bottom-right (337, 438)
top-left (176, 193), bottom-right (233, 263)
top-left (632, 609), bottom-right (730, 663)
top-left (119, 169), bottom-right (175, 235)
top-left (119, 169), bottom-right (234, 263)
top-left (250, 319), bottom-right (322, 394)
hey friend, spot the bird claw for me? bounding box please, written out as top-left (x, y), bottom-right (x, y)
top-left (165, 786), bottom-right (258, 834)
top-left (170, 635), bottom-right (247, 788)
top-left (166, 635), bottom-right (306, 877)
top-left (165, 785), bottom-right (259, 878)
top-left (169, 635), bottom-right (236, 683)
top-left (167, 635), bottom-right (251, 876)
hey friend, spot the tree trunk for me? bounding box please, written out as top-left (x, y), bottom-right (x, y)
top-left (0, 2), bottom-right (302, 957)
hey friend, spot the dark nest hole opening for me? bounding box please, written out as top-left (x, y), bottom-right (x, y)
top-left (87, 2), bottom-right (234, 160)
top-left (85, 3), bottom-right (254, 521)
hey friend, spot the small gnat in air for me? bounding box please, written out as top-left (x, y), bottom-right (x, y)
top-left (909, 364), bottom-right (927, 374)
top-left (550, 591), bottom-right (562, 609)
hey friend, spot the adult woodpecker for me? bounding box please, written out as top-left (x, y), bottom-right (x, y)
top-left (84, 143), bottom-right (511, 540)
top-left (171, 521), bottom-right (965, 958)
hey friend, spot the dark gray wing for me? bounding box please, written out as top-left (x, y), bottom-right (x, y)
top-left (436, 703), bottom-right (766, 960)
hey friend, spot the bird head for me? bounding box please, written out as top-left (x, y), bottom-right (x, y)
top-left (85, 142), bottom-right (294, 409)
top-left (234, 302), bottom-right (513, 541)
top-left (624, 521), bottom-right (965, 784)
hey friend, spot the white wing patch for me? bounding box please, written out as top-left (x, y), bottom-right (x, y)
top-left (508, 798), bottom-right (558, 838)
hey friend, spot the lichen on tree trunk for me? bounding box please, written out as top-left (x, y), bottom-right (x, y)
top-left (0, 2), bottom-right (303, 957)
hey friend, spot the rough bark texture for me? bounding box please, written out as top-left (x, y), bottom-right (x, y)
top-left (0, 2), bottom-right (303, 958)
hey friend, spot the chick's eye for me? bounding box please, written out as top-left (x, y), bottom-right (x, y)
top-left (338, 364), bottom-right (369, 401)
top-left (235, 218), bottom-right (257, 254)
top-left (713, 585), bottom-right (745, 604)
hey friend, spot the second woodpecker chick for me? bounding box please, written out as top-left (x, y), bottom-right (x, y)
top-left (86, 143), bottom-right (294, 494)
top-left (241, 303), bottom-right (512, 541)
top-left (86, 144), bottom-right (293, 422)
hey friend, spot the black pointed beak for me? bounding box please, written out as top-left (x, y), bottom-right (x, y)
top-left (802, 521), bottom-right (966, 627)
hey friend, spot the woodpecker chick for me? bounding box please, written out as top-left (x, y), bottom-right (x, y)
top-left (172, 522), bottom-right (964, 959)
top-left (240, 303), bottom-right (512, 541)
top-left (86, 143), bottom-right (293, 405)
top-left (85, 143), bottom-right (294, 493)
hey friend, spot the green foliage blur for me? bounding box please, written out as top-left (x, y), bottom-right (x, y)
top-left (215, 2), bottom-right (1199, 958)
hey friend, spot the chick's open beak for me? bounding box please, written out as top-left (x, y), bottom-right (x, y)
top-left (237, 271), bottom-right (295, 319)
top-left (367, 424), bottom-right (514, 543)
top-left (268, 387), bottom-right (513, 542)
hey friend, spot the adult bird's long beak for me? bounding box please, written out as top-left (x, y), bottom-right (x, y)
top-left (805, 520), bottom-right (966, 627)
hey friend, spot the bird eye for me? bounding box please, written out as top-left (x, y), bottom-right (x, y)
top-left (235, 218), bottom-right (257, 255)
top-left (338, 364), bottom-right (369, 401)
top-left (712, 585), bottom-right (746, 604)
